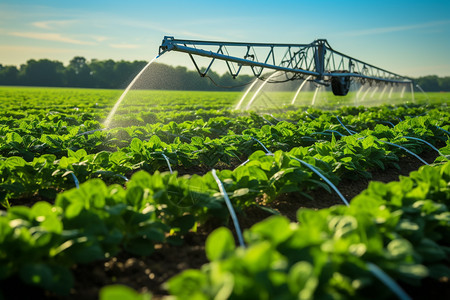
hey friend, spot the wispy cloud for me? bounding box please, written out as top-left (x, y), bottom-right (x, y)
top-left (0, 45), bottom-right (75, 53)
top-left (32, 20), bottom-right (78, 30)
top-left (91, 35), bottom-right (110, 42)
top-left (340, 20), bottom-right (450, 37)
top-left (109, 43), bottom-right (140, 49)
top-left (9, 31), bottom-right (95, 45)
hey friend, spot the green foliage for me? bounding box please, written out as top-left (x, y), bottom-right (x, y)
top-left (168, 162), bottom-right (450, 299)
top-left (0, 87), bottom-right (449, 298)
top-left (99, 285), bottom-right (152, 300)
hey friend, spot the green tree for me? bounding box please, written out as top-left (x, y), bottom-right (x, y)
top-left (0, 65), bottom-right (19, 85)
top-left (65, 56), bottom-right (93, 87)
top-left (415, 75), bottom-right (440, 91)
top-left (19, 59), bottom-right (65, 86)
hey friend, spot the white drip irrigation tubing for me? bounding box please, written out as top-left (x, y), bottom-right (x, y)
top-left (161, 153), bottom-right (173, 174)
top-left (269, 114), bottom-right (283, 123)
top-left (233, 131), bottom-right (351, 207)
top-left (238, 152), bottom-right (350, 206)
top-left (224, 134), bottom-right (273, 155)
top-left (250, 136), bottom-right (272, 154)
top-left (117, 174), bottom-right (129, 181)
top-left (260, 115), bottom-right (274, 126)
top-left (211, 169), bottom-right (246, 248)
top-left (76, 128), bottom-right (106, 136)
top-left (367, 263), bottom-right (412, 300)
top-left (306, 112), bottom-right (316, 120)
top-left (237, 159), bottom-right (250, 168)
top-left (235, 135), bottom-right (273, 167)
top-left (335, 117), bottom-right (431, 165)
top-left (289, 156), bottom-right (349, 207)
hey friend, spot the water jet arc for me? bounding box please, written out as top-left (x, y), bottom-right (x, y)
top-left (104, 55), bottom-right (159, 128)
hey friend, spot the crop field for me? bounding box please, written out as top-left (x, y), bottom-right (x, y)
top-left (0, 86), bottom-right (449, 300)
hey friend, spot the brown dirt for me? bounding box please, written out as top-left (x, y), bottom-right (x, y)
top-left (2, 150), bottom-right (447, 299)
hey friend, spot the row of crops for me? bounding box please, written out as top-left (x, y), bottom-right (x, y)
top-left (0, 87), bottom-right (449, 299)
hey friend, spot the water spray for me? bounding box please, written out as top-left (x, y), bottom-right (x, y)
top-left (291, 75), bottom-right (313, 105)
top-left (245, 71), bottom-right (281, 110)
top-left (104, 55), bottom-right (160, 128)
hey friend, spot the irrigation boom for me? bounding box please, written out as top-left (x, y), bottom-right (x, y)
top-left (159, 36), bottom-right (412, 96)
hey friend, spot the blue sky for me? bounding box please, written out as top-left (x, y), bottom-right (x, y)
top-left (1, 0), bottom-right (449, 77)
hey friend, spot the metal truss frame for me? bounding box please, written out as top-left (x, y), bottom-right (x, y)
top-left (159, 36), bottom-right (412, 85)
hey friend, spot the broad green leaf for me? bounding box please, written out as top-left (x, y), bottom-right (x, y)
top-left (206, 227), bottom-right (235, 261)
top-left (100, 285), bottom-right (152, 300)
top-left (246, 216), bottom-right (292, 245)
top-left (386, 238), bottom-right (413, 260)
top-left (242, 241), bottom-right (273, 273)
top-left (287, 261), bottom-right (318, 299)
top-left (167, 269), bottom-right (208, 299)
top-left (5, 156), bottom-right (27, 168)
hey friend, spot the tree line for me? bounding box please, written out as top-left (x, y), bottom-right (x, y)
top-left (0, 57), bottom-right (449, 92)
top-left (0, 57), bottom-right (252, 91)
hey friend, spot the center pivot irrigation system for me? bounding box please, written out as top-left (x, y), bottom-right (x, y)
top-left (159, 36), bottom-right (413, 96)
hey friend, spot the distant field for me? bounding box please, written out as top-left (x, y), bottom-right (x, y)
top-left (0, 86), bottom-right (447, 119)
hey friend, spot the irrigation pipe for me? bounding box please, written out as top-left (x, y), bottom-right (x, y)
top-left (400, 136), bottom-right (447, 158)
top-left (116, 174), bottom-right (129, 181)
top-left (379, 121), bottom-right (396, 128)
top-left (335, 115), bottom-right (356, 135)
top-left (435, 125), bottom-right (450, 135)
top-left (250, 136), bottom-right (272, 154)
top-left (305, 112), bottom-right (316, 120)
top-left (70, 172), bottom-right (80, 189)
top-left (92, 171), bottom-right (129, 182)
top-left (324, 130), bottom-right (346, 137)
top-left (335, 118), bottom-right (431, 165)
top-left (222, 134), bottom-right (273, 155)
top-left (366, 263), bottom-right (412, 300)
top-left (260, 115), bottom-right (275, 126)
top-left (310, 130), bottom-right (345, 137)
top-left (380, 141), bottom-right (429, 165)
top-left (211, 169), bottom-right (246, 248)
top-left (289, 156), bottom-right (350, 207)
top-left (237, 159), bottom-right (250, 168)
top-left (269, 114), bottom-right (283, 123)
top-left (161, 153), bottom-right (173, 174)
top-left (76, 128), bottom-right (106, 136)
